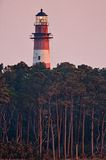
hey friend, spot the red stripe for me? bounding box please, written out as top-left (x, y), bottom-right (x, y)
top-left (36, 25), bottom-right (48, 33)
top-left (34, 39), bottom-right (49, 50)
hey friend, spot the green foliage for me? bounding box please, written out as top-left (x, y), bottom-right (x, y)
top-left (0, 62), bottom-right (106, 159)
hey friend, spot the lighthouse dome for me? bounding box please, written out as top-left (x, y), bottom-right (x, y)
top-left (36, 9), bottom-right (48, 16)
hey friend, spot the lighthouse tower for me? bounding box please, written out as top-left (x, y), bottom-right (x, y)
top-left (31, 9), bottom-right (53, 69)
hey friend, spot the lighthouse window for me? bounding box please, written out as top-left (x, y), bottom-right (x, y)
top-left (38, 56), bottom-right (40, 60)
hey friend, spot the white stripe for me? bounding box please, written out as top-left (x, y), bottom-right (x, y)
top-left (33, 49), bottom-right (50, 65)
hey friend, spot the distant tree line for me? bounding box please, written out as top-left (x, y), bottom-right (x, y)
top-left (0, 62), bottom-right (106, 159)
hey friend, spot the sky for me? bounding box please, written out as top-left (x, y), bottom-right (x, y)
top-left (0, 0), bottom-right (106, 68)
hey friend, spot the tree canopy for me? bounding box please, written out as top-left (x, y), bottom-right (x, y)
top-left (0, 62), bottom-right (106, 159)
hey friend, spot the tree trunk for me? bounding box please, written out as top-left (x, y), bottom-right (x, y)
top-left (16, 113), bottom-right (22, 143)
top-left (70, 97), bottom-right (74, 159)
top-left (33, 116), bottom-right (36, 143)
top-left (47, 114), bottom-right (50, 155)
top-left (27, 112), bottom-right (30, 145)
top-left (48, 98), bottom-right (55, 160)
top-left (2, 113), bottom-right (8, 143)
top-left (64, 107), bottom-right (67, 160)
top-left (91, 107), bottom-right (94, 158)
top-left (56, 99), bottom-right (61, 159)
top-left (76, 103), bottom-right (82, 160)
top-left (96, 119), bottom-right (101, 153)
top-left (39, 107), bottom-right (42, 158)
top-left (82, 108), bottom-right (85, 158)
top-left (34, 111), bottom-right (39, 145)
top-left (75, 144), bottom-right (79, 160)
top-left (100, 112), bottom-right (105, 158)
top-left (51, 118), bottom-right (55, 160)
top-left (67, 107), bottom-right (71, 157)
top-left (47, 98), bottom-right (51, 155)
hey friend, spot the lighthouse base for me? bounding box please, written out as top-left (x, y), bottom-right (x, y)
top-left (33, 49), bottom-right (50, 69)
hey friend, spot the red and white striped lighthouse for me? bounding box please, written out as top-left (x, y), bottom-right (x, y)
top-left (31, 9), bottom-right (53, 69)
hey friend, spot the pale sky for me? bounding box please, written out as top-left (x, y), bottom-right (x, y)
top-left (0, 0), bottom-right (106, 68)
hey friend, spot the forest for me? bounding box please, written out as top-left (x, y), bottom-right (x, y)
top-left (0, 61), bottom-right (106, 160)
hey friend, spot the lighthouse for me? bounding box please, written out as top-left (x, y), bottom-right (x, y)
top-left (31, 9), bottom-right (53, 69)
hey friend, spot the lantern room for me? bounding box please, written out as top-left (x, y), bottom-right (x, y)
top-left (35, 9), bottom-right (48, 25)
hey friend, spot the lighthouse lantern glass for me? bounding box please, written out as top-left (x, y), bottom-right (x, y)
top-left (36, 16), bottom-right (48, 25)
